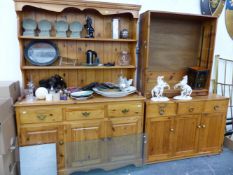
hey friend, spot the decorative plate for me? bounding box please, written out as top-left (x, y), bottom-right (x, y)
top-left (70, 21), bottom-right (82, 32)
top-left (23, 18), bottom-right (37, 30)
top-left (38, 20), bottom-right (52, 30)
top-left (24, 41), bottom-right (59, 66)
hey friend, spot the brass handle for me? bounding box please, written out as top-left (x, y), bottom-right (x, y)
top-left (82, 112), bottom-right (90, 117)
top-left (122, 109), bottom-right (129, 114)
top-left (170, 128), bottom-right (174, 132)
top-left (189, 108), bottom-right (194, 112)
top-left (202, 124), bottom-right (206, 128)
top-left (214, 105), bottom-right (219, 111)
top-left (37, 114), bottom-right (47, 120)
top-left (197, 125), bottom-right (201, 128)
top-left (159, 108), bottom-right (165, 115)
top-left (59, 141), bottom-right (64, 145)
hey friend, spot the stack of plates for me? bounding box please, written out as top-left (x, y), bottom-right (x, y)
top-left (93, 86), bottom-right (136, 98)
top-left (70, 91), bottom-right (93, 100)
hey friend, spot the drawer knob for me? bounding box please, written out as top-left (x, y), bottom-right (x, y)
top-left (159, 109), bottom-right (165, 115)
top-left (122, 109), bottom-right (129, 114)
top-left (37, 114), bottom-right (47, 120)
top-left (170, 128), bottom-right (174, 132)
top-left (197, 125), bottom-right (201, 128)
top-left (189, 108), bottom-right (194, 112)
top-left (202, 124), bottom-right (206, 128)
top-left (82, 112), bottom-right (90, 117)
top-left (214, 105), bottom-right (219, 111)
top-left (59, 141), bottom-right (64, 145)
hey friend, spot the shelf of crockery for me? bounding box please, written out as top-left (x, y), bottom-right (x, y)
top-left (19, 36), bottom-right (137, 42)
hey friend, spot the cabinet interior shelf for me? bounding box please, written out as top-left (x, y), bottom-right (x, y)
top-left (21, 65), bottom-right (136, 70)
top-left (19, 36), bottom-right (137, 42)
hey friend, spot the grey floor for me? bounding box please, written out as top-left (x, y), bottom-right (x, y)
top-left (19, 145), bottom-right (233, 175)
top-left (72, 148), bottom-right (233, 175)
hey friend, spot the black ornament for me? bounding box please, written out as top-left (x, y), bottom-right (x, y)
top-left (84, 16), bottom-right (94, 38)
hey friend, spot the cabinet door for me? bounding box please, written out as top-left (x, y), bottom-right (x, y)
top-left (198, 113), bottom-right (225, 153)
top-left (65, 120), bottom-right (104, 168)
top-left (108, 117), bottom-right (143, 163)
top-left (173, 115), bottom-right (201, 157)
top-left (146, 116), bottom-right (173, 162)
top-left (20, 125), bottom-right (64, 169)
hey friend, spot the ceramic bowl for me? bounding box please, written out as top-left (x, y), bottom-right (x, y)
top-left (23, 18), bottom-right (37, 30)
top-left (70, 90), bottom-right (93, 98)
top-left (70, 21), bottom-right (82, 32)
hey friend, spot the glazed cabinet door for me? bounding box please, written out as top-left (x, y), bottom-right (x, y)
top-left (173, 115), bottom-right (201, 157)
top-left (107, 116), bottom-right (143, 163)
top-left (146, 116), bottom-right (173, 162)
top-left (198, 113), bottom-right (225, 153)
top-left (65, 120), bottom-right (105, 168)
top-left (20, 125), bottom-right (64, 169)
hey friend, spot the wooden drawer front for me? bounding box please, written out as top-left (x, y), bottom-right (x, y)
top-left (108, 102), bottom-right (143, 117)
top-left (19, 107), bottom-right (62, 124)
top-left (65, 105), bottom-right (105, 121)
top-left (146, 103), bottom-right (176, 117)
top-left (177, 101), bottom-right (204, 115)
top-left (204, 100), bottom-right (228, 113)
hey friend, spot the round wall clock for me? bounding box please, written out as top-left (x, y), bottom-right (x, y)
top-left (24, 40), bottom-right (59, 66)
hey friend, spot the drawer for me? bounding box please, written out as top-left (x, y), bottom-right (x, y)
top-left (204, 100), bottom-right (229, 113)
top-left (19, 107), bottom-right (62, 124)
top-left (65, 105), bottom-right (105, 121)
top-left (146, 102), bottom-right (176, 117)
top-left (177, 101), bottom-right (204, 115)
top-left (108, 102), bottom-right (143, 117)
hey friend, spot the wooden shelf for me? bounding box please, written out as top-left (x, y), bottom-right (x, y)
top-left (19, 36), bottom-right (137, 42)
top-left (21, 65), bottom-right (136, 70)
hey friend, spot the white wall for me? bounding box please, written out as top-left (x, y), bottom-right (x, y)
top-left (0, 0), bottom-right (232, 84)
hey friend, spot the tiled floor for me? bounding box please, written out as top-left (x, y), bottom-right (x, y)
top-left (72, 148), bottom-right (233, 175)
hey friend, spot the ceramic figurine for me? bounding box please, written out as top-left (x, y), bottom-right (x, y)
top-left (22, 18), bottom-right (37, 36)
top-left (173, 75), bottom-right (192, 100)
top-left (151, 76), bottom-right (170, 102)
top-left (84, 16), bottom-right (94, 38)
top-left (38, 19), bottom-right (51, 37)
top-left (70, 21), bottom-right (82, 38)
top-left (55, 20), bottom-right (68, 37)
top-left (117, 76), bottom-right (133, 91)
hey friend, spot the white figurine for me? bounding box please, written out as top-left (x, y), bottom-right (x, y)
top-left (173, 75), bottom-right (192, 100)
top-left (151, 76), bottom-right (170, 102)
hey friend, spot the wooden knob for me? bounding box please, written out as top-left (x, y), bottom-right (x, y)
top-left (202, 125), bottom-right (206, 128)
top-left (170, 128), bottom-right (174, 132)
top-left (197, 125), bottom-right (201, 128)
top-left (59, 141), bottom-right (64, 145)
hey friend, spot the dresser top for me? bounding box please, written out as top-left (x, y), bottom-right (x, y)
top-left (14, 94), bottom-right (145, 107)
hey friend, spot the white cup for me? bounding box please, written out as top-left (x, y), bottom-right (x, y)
top-left (53, 93), bottom-right (60, 101)
top-left (46, 94), bottom-right (53, 101)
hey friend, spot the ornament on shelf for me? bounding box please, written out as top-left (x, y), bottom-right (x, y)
top-left (38, 19), bottom-right (51, 37)
top-left (84, 16), bottom-right (94, 38)
top-left (151, 76), bottom-right (170, 102)
top-left (173, 75), bottom-right (192, 100)
top-left (35, 87), bottom-right (48, 100)
top-left (70, 21), bottom-right (82, 38)
top-left (55, 20), bottom-right (68, 37)
top-left (22, 18), bottom-right (37, 36)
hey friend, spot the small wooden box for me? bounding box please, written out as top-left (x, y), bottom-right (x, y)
top-left (188, 66), bottom-right (209, 89)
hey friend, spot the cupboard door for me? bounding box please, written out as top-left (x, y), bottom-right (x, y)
top-left (20, 125), bottom-right (64, 169)
top-left (173, 115), bottom-right (201, 157)
top-left (65, 121), bottom-right (104, 168)
top-left (108, 117), bottom-right (143, 162)
top-left (146, 116), bottom-right (173, 162)
top-left (198, 113), bottom-right (225, 153)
